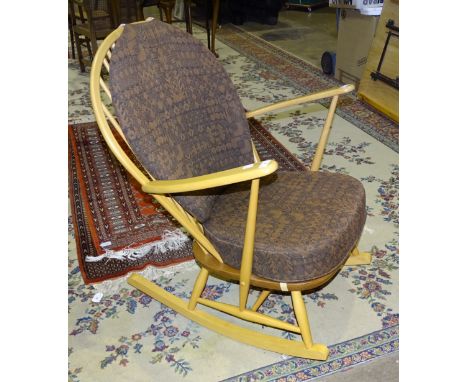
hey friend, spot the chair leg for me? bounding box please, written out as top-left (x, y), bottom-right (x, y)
top-left (68, 17), bottom-right (76, 59)
top-left (90, 32), bottom-right (99, 60)
top-left (345, 245), bottom-right (372, 266)
top-left (157, 5), bottom-right (164, 21)
top-left (188, 267), bottom-right (209, 310)
top-left (84, 37), bottom-right (92, 60)
top-left (210, 0), bottom-right (220, 55)
top-left (184, 0), bottom-right (193, 34)
top-left (291, 291), bottom-right (314, 349)
top-left (205, 2), bottom-right (211, 50)
top-left (137, 4), bottom-right (144, 21)
top-left (163, 4), bottom-right (173, 24)
top-left (251, 290), bottom-right (271, 312)
top-left (75, 35), bottom-right (86, 72)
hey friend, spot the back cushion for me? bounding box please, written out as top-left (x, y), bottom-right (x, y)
top-left (110, 20), bottom-right (254, 222)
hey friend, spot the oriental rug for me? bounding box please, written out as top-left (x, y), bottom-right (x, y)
top-left (69, 23), bottom-right (398, 382)
top-left (69, 123), bottom-right (193, 284)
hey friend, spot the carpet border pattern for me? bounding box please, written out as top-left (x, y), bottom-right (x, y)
top-left (221, 325), bottom-right (398, 382)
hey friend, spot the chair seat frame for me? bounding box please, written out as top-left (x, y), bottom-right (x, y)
top-left (89, 20), bottom-right (371, 360)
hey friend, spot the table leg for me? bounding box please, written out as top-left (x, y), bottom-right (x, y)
top-left (206, 0), bottom-right (211, 50)
top-left (210, 0), bottom-right (219, 55)
top-left (184, 0), bottom-right (193, 34)
top-left (109, 0), bottom-right (120, 27)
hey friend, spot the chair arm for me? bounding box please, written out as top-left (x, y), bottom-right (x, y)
top-left (142, 160), bottom-right (278, 194)
top-left (245, 84), bottom-right (354, 118)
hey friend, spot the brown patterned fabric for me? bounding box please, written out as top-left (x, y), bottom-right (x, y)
top-left (109, 20), bottom-right (254, 222)
top-left (204, 171), bottom-right (367, 283)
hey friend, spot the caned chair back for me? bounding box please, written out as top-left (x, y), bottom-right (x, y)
top-left (82, 0), bottom-right (115, 29)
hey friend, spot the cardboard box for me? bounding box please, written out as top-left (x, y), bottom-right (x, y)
top-left (335, 8), bottom-right (379, 84)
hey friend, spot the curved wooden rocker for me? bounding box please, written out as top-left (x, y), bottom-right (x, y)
top-left (90, 18), bottom-right (371, 360)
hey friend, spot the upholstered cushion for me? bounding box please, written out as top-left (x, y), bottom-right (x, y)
top-left (109, 20), bottom-right (254, 223)
top-left (203, 171), bottom-right (367, 283)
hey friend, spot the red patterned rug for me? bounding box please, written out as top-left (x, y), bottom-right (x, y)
top-left (69, 119), bottom-right (306, 284)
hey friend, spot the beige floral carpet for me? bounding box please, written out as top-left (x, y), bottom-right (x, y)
top-left (68, 24), bottom-right (398, 382)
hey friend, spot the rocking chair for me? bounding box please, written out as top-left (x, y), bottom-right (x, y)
top-left (90, 19), bottom-right (371, 360)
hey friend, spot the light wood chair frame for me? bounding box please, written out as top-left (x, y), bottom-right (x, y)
top-left (90, 20), bottom-right (372, 360)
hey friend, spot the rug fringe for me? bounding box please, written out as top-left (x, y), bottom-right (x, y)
top-left (85, 229), bottom-right (190, 262)
top-left (90, 260), bottom-right (198, 295)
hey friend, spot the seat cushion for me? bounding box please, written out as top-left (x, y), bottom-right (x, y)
top-left (203, 171), bottom-right (367, 283)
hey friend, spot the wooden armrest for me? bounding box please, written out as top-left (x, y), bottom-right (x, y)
top-left (245, 84), bottom-right (354, 118)
top-left (142, 160), bottom-right (278, 194)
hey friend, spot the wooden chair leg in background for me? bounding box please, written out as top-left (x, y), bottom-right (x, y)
top-left (85, 38), bottom-right (92, 59)
top-left (210, 0), bottom-right (219, 55)
top-left (136, 3), bottom-right (144, 20)
top-left (75, 34), bottom-right (86, 72)
top-left (205, 1), bottom-right (211, 50)
top-left (164, 5), bottom-right (173, 23)
top-left (158, 2), bottom-right (174, 23)
top-left (158, 6), bottom-right (164, 21)
top-left (68, 15), bottom-right (76, 59)
top-left (184, 0), bottom-right (193, 34)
